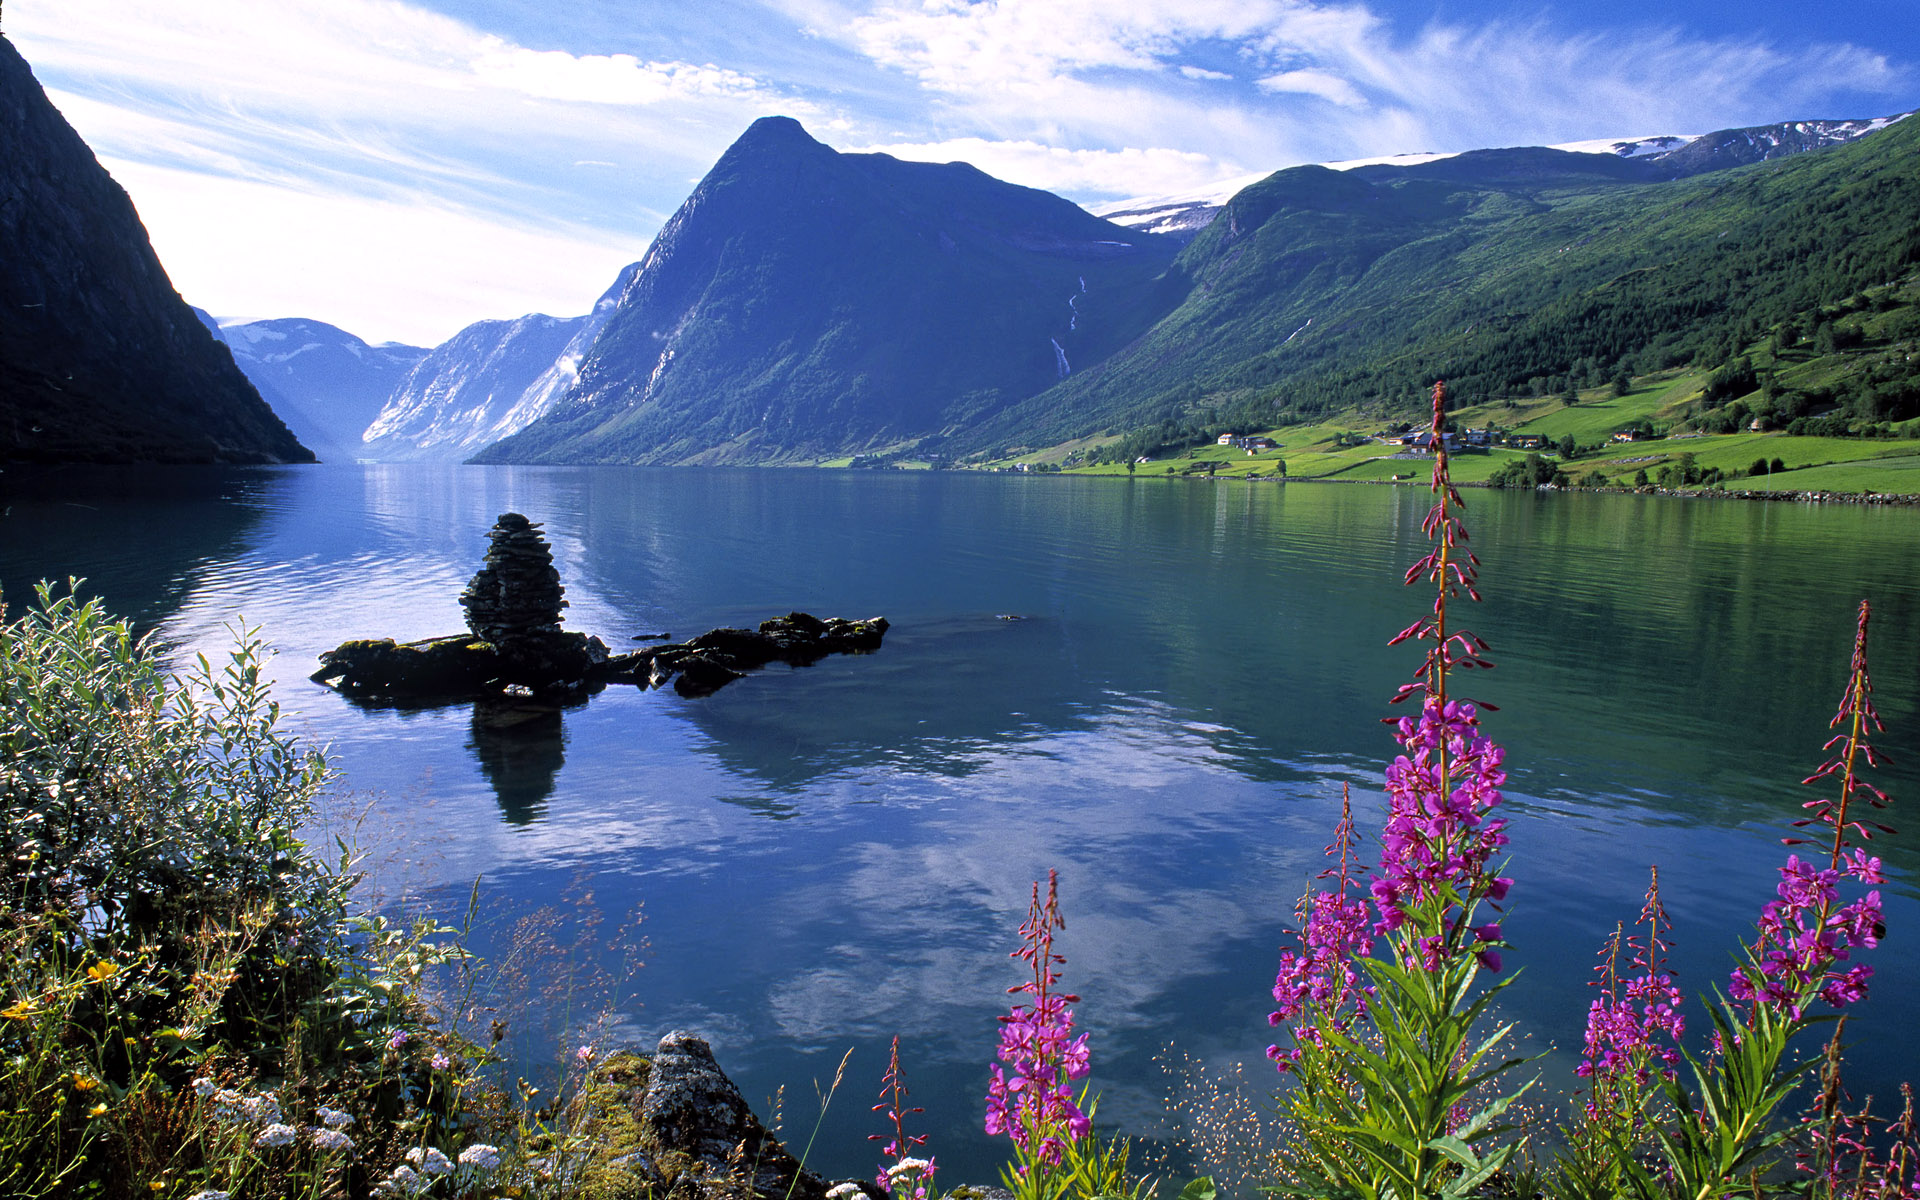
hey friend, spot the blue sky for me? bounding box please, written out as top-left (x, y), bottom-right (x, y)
top-left (9, 0), bottom-right (1915, 346)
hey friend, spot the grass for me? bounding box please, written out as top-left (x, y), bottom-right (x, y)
top-left (1037, 366), bottom-right (1920, 494)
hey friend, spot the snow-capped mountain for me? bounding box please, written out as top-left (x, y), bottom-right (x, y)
top-left (208, 317), bottom-right (427, 460)
top-left (357, 264), bottom-right (640, 461)
top-left (1093, 112), bottom-right (1911, 239)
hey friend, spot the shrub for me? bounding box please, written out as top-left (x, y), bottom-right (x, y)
top-left (0, 583), bottom-right (486, 1197)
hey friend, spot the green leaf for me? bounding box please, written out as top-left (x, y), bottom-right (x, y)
top-left (1177, 1177), bottom-right (1217, 1200)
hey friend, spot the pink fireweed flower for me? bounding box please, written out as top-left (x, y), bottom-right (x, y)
top-left (1371, 698), bottom-right (1511, 955)
top-left (1268, 784), bottom-right (1376, 1071)
top-left (1733, 603), bottom-right (1893, 1020)
top-left (1270, 381), bottom-right (1515, 1075)
top-left (871, 1036), bottom-right (933, 1197)
top-left (984, 872), bottom-right (1092, 1167)
top-left (1578, 872), bottom-right (1684, 1099)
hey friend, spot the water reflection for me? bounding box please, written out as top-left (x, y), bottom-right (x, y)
top-left (336, 688), bottom-right (578, 825)
top-left (468, 697), bottom-right (573, 825)
top-left (0, 465), bottom-right (282, 630)
top-left (4, 465), bottom-right (1918, 1186)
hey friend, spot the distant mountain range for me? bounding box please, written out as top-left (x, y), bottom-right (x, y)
top-left (198, 314), bottom-right (426, 461)
top-left (1091, 116), bottom-right (1909, 239)
top-left (8, 14), bottom-right (1911, 469)
top-left (0, 34), bottom-right (308, 465)
top-left (364, 110), bottom-right (1920, 466)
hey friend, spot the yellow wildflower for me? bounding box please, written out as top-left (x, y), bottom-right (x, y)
top-left (86, 961), bottom-right (119, 984)
top-left (73, 1074), bottom-right (99, 1091)
top-left (1, 1000), bottom-right (37, 1021)
top-left (87, 1102), bottom-right (108, 1118)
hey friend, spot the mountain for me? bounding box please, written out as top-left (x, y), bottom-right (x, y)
top-left (0, 35), bottom-right (309, 464)
top-left (1650, 115), bottom-right (1910, 175)
top-left (966, 111), bottom-right (1920, 452)
top-left (474, 116), bottom-right (1182, 465)
top-left (359, 265), bottom-right (637, 462)
top-left (210, 319), bottom-right (427, 461)
top-left (1096, 113), bottom-right (1911, 241)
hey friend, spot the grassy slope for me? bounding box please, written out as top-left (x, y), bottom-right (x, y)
top-left (1035, 270), bottom-right (1920, 492)
top-left (968, 115), bottom-right (1920, 466)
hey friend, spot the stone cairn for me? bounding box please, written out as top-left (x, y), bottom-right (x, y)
top-left (459, 512), bottom-right (567, 646)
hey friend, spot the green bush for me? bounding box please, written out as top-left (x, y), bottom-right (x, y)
top-left (0, 583), bottom-right (491, 1197)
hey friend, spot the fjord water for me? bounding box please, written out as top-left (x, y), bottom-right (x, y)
top-left (4, 465), bottom-right (1918, 1180)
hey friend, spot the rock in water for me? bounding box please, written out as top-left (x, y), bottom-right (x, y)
top-left (460, 512), bottom-right (568, 645)
top-left (563, 1032), bottom-right (828, 1200)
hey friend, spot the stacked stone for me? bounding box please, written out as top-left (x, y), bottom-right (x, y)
top-left (459, 512), bottom-right (567, 645)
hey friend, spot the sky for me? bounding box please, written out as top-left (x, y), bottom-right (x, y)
top-left (8, 0), bottom-right (1917, 347)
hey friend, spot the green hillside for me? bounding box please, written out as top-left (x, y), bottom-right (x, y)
top-left (964, 115), bottom-right (1920, 466)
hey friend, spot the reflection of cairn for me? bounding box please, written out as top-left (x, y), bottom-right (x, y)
top-left (460, 513), bottom-right (567, 646)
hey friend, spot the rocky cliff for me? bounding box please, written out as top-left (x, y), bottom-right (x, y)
top-left (0, 35), bottom-right (309, 464)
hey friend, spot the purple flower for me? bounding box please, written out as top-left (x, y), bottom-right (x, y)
top-left (1731, 854), bottom-right (1885, 1019)
top-left (1371, 699), bottom-right (1511, 953)
top-left (386, 1030), bottom-right (410, 1051)
top-left (984, 874), bottom-right (1092, 1166)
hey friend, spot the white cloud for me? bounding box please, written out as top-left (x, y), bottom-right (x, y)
top-left (101, 158), bottom-right (652, 347)
top-left (6, 0), bottom-right (791, 339)
top-left (1255, 68), bottom-right (1366, 108)
top-left (855, 136), bottom-right (1232, 199)
top-left (827, 0), bottom-right (1911, 183)
top-left (1179, 65), bottom-right (1234, 81)
top-left (469, 43), bottom-right (766, 105)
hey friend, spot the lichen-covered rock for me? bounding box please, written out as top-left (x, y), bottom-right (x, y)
top-left (568, 1032), bottom-right (828, 1200)
top-left (307, 635), bottom-right (499, 699)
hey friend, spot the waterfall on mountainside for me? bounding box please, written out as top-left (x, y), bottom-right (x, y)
top-left (1051, 338), bottom-right (1071, 378)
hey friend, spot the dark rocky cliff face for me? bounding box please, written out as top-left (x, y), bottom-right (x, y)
top-left (0, 35), bottom-right (311, 464)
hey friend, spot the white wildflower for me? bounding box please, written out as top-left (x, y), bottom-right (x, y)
top-left (239, 1094), bottom-right (284, 1125)
top-left (316, 1104), bottom-right (354, 1129)
top-left (254, 1122), bottom-right (298, 1148)
top-left (379, 1164), bottom-right (425, 1195)
top-left (827, 1184), bottom-right (869, 1200)
top-left (190, 1076), bottom-right (216, 1098)
top-left (311, 1126), bottom-right (354, 1153)
top-left (187, 1191), bottom-right (232, 1200)
top-left (457, 1143), bottom-right (502, 1171)
top-left (887, 1159), bottom-right (933, 1178)
top-left (406, 1145), bottom-right (454, 1175)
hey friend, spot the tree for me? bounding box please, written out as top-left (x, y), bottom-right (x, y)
top-left (1558, 435), bottom-right (1577, 460)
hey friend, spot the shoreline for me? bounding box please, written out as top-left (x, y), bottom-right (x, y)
top-left (1049, 469), bottom-right (1920, 506)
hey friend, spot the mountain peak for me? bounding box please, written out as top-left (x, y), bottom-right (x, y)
top-left (730, 115), bottom-right (824, 155)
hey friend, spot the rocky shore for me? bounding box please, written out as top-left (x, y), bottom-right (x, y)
top-left (565, 1032), bottom-right (1007, 1200)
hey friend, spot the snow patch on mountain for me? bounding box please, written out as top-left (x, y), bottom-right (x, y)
top-left (359, 261), bottom-right (641, 461)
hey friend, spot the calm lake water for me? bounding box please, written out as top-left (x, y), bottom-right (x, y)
top-left (3, 464), bottom-right (1917, 1184)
